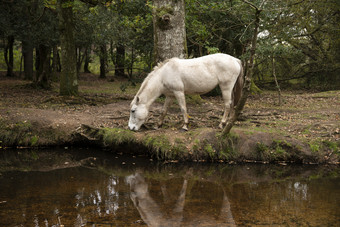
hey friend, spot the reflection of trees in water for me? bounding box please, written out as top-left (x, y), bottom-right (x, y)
top-left (74, 176), bottom-right (121, 224)
top-left (72, 175), bottom-right (136, 226)
top-left (0, 164), bottom-right (338, 226)
top-left (126, 172), bottom-right (236, 227)
top-left (75, 176), bottom-right (118, 214)
top-left (0, 168), bottom-right (135, 226)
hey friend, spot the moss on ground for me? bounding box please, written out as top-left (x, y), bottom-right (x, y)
top-left (0, 120), bottom-right (41, 147)
top-left (1, 120), bottom-right (338, 164)
top-left (99, 128), bottom-right (136, 146)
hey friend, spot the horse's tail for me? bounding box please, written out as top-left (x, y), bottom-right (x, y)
top-left (231, 60), bottom-right (244, 108)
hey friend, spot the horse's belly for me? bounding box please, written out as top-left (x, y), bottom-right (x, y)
top-left (183, 76), bottom-right (218, 94)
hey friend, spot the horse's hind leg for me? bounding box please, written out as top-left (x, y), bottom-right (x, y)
top-left (219, 84), bottom-right (233, 129)
top-left (173, 91), bottom-right (189, 131)
top-left (157, 96), bottom-right (173, 128)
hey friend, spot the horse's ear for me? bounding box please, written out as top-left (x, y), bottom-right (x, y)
top-left (136, 96), bottom-right (140, 104)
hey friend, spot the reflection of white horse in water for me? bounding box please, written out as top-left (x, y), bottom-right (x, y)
top-left (128, 53), bottom-right (244, 131)
top-left (126, 173), bottom-right (236, 227)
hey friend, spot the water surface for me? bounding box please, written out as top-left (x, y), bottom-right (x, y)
top-left (0, 149), bottom-right (339, 226)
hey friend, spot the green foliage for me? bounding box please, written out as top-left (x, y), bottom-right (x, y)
top-left (255, 0), bottom-right (340, 90)
top-left (0, 48), bottom-right (22, 71)
top-left (186, 0), bottom-right (248, 57)
top-left (30, 135), bottom-right (39, 147)
top-left (204, 143), bottom-right (215, 159)
top-left (1, 0), bottom-right (339, 90)
top-left (309, 142), bottom-right (320, 154)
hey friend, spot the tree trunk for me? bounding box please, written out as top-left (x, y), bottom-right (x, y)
top-left (84, 47), bottom-right (91, 73)
top-left (115, 44), bottom-right (125, 77)
top-left (35, 44), bottom-right (51, 89)
top-left (99, 44), bottom-right (107, 78)
top-left (51, 46), bottom-right (58, 81)
top-left (128, 48), bottom-right (134, 79)
top-left (22, 41), bottom-right (34, 80)
top-left (35, 47), bottom-right (40, 73)
top-left (58, 0), bottom-right (78, 96)
top-left (56, 50), bottom-right (61, 72)
top-left (5, 36), bottom-right (14, 77)
top-left (272, 54), bottom-right (282, 105)
top-left (152, 0), bottom-right (187, 63)
top-left (19, 53), bottom-right (23, 77)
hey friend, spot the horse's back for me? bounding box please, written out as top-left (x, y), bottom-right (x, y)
top-left (160, 54), bottom-right (241, 94)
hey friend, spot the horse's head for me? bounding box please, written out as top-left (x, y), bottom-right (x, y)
top-left (128, 96), bottom-right (149, 131)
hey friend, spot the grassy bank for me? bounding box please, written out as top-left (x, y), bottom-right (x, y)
top-left (0, 75), bottom-right (339, 164)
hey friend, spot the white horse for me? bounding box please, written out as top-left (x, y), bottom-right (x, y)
top-left (128, 53), bottom-right (244, 131)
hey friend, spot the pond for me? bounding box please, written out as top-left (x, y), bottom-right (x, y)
top-left (0, 148), bottom-right (339, 226)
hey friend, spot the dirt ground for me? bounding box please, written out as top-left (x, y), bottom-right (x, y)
top-left (0, 73), bottom-right (339, 162)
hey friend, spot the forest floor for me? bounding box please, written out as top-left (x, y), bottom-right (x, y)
top-left (0, 72), bottom-right (339, 163)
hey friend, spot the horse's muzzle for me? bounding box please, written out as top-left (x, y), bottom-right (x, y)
top-left (128, 125), bottom-right (138, 131)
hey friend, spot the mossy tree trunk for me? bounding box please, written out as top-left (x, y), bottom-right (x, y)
top-left (152, 0), bottom-right (187, 63)
top-left (58, 0), bottom-right (78, 96)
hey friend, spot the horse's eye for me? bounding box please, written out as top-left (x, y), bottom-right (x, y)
top-left (131, 109), bottom-right (135, 113)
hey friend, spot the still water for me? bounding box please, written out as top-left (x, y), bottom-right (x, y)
top-left (0, 148), bottom-right (339, 226)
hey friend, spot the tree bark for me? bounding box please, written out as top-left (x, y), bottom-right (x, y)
top-left (152, 0), bottom-right (187, 63)
top-left (58, 0), bottom-right (78, 96)
top-left (99, 44), bottom-right (107, 78)
top-left (76, 47), bottom-right (85, 75)
top-left (128, 48), bottom-right (134, 78)
top-left (5, 36), bottom-right (14, 77)
top-left (115, 44), bottom-right (125, 77)
top-left (35, 47), bottom-right (40, 74)
top-left (222, 2), bottom-right (263, 137)
top-left (51, 46), bottom-right (58, 81)
top-left (272, 54), bottom-right (282, 105)
top-left (22, 41), bottom-right (34, 80)
top-left (84, 47), bottom-right (91, 73)
top-left (56, 50), bottom-right (61, 72)
top-left (35, 44), bottom-right (51, 89)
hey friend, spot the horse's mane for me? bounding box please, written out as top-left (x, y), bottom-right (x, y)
top-left (134, 59), bottom-right (172, 99)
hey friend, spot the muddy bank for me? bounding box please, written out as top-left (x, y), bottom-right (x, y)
top-left (0, 76), bottom-right (339, 164)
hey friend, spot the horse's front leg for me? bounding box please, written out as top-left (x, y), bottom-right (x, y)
top-left (157, 96), bottom-right (173, 128)
top-left (173, 91), bottom-right (189, 131)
